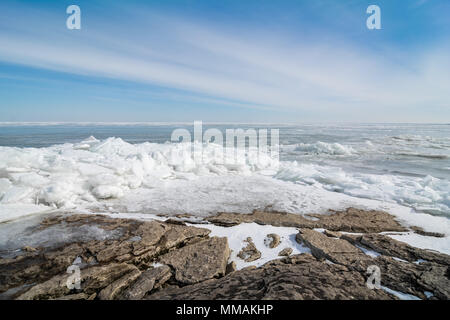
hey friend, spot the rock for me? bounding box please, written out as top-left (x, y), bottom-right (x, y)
top-left (278, 248), bottom-right (293, 257)
top-left (206, 210), bottom-right (316, 228)
top-left (121, 265), bottom-right (172, 300)
top-left (98, 268), bottom-right (142, 300)
top-left (130, 220), bottom-right (210, 259)
top-left (417, 264), bottom-right (450, 300)
top-left (206, 207), bottom-right (407, 233)
top-left (4, 211), bottom-right (450, 300)
top-left (0, 214), bottom-right (211, 296)
top-left (411, 226), bottom-right (445, 238)
top-left (147, 254), bottom-right (394, 300)
top-left (296, 228), bottom-right (363, 265)
top-left (52, 293), bottom-right (89, 300)
top-left (323, 230), bottom-right (342, 238)
top-left (96, 241), bottom-right (133, 263)
top-left (237, 237), bottom-right (261, 262)
top-left (159, 237), bottom-right (230, 285)
top-left (322, 234), bottom-right (450, 299)
top-left (22, 246), bottom-right (37, 253)
top-left (265, 233), bottom-right (281, 248)
top-left (17, 263), bottom-right (137, 300)
top-left (164, 219), bottom-right (186, 226)
top-left (341, 233), bottom-right (450, 265)
top-left (307, 208), bottom-right (407, 233)
top-left (225, 261), bottom-right (237, 274)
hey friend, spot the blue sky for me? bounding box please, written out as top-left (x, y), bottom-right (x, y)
top-left (0, 0), bottom-right (449, 122)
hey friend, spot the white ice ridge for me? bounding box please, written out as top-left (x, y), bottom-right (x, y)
top-left (0, 136), bottom-right (449, 249)
top-left (274, 161), bottom-right (450, 217)
top-left (0, 136), bottom-right (278, 210)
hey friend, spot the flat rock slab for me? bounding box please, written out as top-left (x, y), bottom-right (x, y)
top-left (159, 237), bottom-right (230, 285)
top-left (17, 263), bottom-right (138, 300)
top-left (296, 228), bottom-right (362, 263)
top-left (120, 265), bottom-right (172, 300)
top-left (206, 207), bottom-right (407, 233)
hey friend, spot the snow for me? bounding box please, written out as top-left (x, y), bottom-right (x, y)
top-left (199, 222), bottom-right (311, 270)
top-left (380, 286), bottom-right (421, 300)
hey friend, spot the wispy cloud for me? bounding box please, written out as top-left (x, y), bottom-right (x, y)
top-left (0, 1), bottom-right (449, 121)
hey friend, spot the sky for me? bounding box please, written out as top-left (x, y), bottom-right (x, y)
top-left (0, 0), bottom-right (449, 123)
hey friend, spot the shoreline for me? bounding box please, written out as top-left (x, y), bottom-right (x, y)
top-left (1, 208), bottom-right (449, 300)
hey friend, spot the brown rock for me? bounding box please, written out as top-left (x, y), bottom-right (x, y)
top-left (22, 246), bottom-right (37, 253)
top-left (17, 263), bottom-right (138, 300)
top-left (417, 264), bottom-right (450, 300)
top-left (323, 230), bottom-right (342, 238)
top-left (237, 237), bottom-right (261, 262)
top-left (308, 207), bottom-right (407, 233)
top-left (225, 261), bottom-right (237, 274)
top-left (4, 211), bottom-right (449, 301)
top-left (206, 207), bottom-right (407, 233)
top-left (411, 226), bottom-right (445, 238)
top-left (121, 265), bottom-right (172, 300)
top-left (98, 268), bottom-right (142, 300)
top-left (341, 233), bottom-right (450, 265)
top-left (96, 241), bottom-right (133, 263)
top-left (278, 248), bottom-right (293, 256)
top-left (296, 228), bottom-right (363, 265)
top-left (147, 254), bottom-right (394, 300)
top-left (159, 237), bottom-right (230, 285)
top-left (164, 219), bottom-right (186, 226)
top-left (52, 293), bottom-right (89, 300)
top-left (330, 233), bottom-right (450, 299)
top-left (206, 210), bottom-right (315, 228)
top-left (265, 233), bottom-right (281, 248)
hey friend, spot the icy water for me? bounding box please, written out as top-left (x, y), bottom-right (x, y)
top-left (0, 123), bottom-right (449, 220)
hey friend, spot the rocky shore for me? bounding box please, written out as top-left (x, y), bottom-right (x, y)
top-left (0, 208), bottom-right (449, 300)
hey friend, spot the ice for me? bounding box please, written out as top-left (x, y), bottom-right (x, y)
top-left (0, 213), bottom-right (123, 258)
top-left (92, 185), bottom-right (125, 199)
top-left (0, 186), bottom-right (34, 204)
top-left (293, 141), bottom-right (356, 156)
top-left (274, 161), bottom-right (450, 217)
top-left (355, 244), bottom-right (381, 258)
top-left (0, 178), bottom-right (12, 194)
top-left (0, 136), bottom-right (449, 257)
top-left (0, 204), bottom-right (52, 223)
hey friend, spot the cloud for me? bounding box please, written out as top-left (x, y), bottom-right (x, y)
top-left (0, 2), bottom-right (448, 121)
